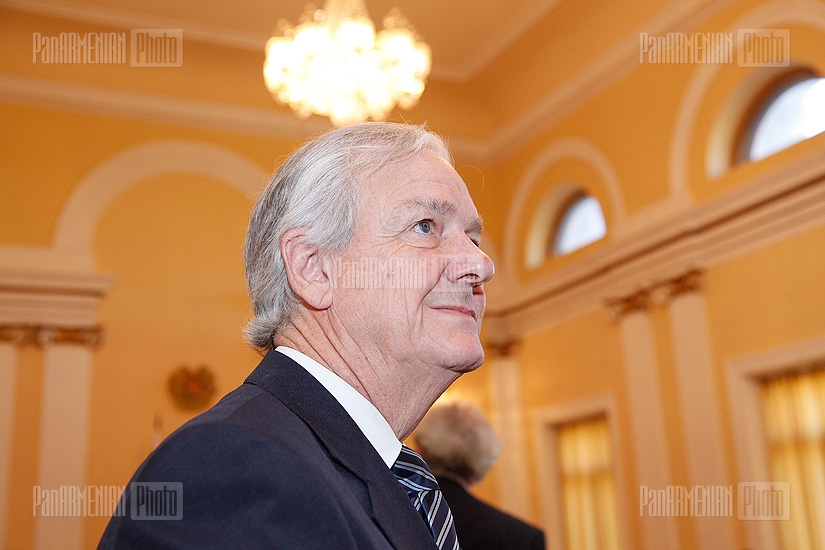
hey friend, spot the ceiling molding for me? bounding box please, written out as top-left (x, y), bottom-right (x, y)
top-left (0, 0), bottom-right (734, 163)
top-left (432, 0), bottom-right (564, 82)
top-left (485, 0), bottom-right (734, 163)
top-left (0, 0), bottom-right (561, 83)
top-left (0, 72), bottom-right (493, 161)
top-left (0, 0), bottom-right (269, 51)
top-left (0, 73), bottom-right (332, 140)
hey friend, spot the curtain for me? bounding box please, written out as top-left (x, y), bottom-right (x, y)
top-left (761, 368), bottom-right (825, 549)
top-left (556, 415), bottom-right (621, 550)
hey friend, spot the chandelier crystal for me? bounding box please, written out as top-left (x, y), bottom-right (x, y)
top-left (263, 0), bottom-right (432, 126)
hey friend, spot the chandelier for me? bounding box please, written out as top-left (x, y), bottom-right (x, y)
top-left (263, 0), bottom-right (431, 126)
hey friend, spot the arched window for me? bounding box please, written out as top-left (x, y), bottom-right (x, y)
top-left (552, 194), bottom-right (606, 256)
top-left (742, 74), bottom-right (825, 162)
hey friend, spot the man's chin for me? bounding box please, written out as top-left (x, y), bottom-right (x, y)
top-left (444, 344), bottom-right (485, 374)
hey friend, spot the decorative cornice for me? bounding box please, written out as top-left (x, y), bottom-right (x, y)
top-left (0, 324), bottom-right (33, 344)
top-left (487, 150), bottom-right (825, 337)
top-left (0, 73), bottom-right (331, 143)
top-left (0, 268), bottom-right (113, 327)
top-left (656, 269), bottom-right (703, 302)
top-left (606, 269), bottom-right (703, 321)
top-left (0, 323), bottom-right (103, 347)
top-left (606, 290), bottom-right (652, 321)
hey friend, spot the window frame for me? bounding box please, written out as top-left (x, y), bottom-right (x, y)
top-left (532, 394), bottom-right (629, 550)
top-left (726, 335), bottom-right (825, 550)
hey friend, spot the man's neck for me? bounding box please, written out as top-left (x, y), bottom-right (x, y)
top-left (274, 320), bottom-right (458, 440)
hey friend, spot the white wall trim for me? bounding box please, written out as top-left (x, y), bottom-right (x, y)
top-left (724, 334), bottom-right (825, 550)
top-left (532, 393), bottom-right (632, 550)
top-left (53, 139), bottom-right (269, 257)
top-left (485, 0), bottom-right (736, 164)
top-left (0, 139), bottom-right (267, 550)
top-left (0, 269), bottom-right (112, 327)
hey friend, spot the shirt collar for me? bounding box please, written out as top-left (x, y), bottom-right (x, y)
top-left (275, 346), bottom-right (402, 468)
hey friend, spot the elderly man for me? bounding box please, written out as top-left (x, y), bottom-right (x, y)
top-left (99, 122), bottom-right (494, 549)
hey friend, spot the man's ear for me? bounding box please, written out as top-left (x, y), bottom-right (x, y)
top-left (280, 228), bottom-right (334, 310)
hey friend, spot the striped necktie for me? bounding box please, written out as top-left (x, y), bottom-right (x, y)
top-left (392, 445), bottom-right (460, 550)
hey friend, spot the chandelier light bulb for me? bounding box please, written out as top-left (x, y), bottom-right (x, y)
top-left (263, 0), bottom-right (431, 126)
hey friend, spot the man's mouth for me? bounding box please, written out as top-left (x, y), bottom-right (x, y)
top-left (431, 305), bottom-right (477, 319)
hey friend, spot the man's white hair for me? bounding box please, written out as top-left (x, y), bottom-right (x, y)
top-left (243, 122), bottom-right (452, 352)
top-left (413, 399), bottom-right (503, 484)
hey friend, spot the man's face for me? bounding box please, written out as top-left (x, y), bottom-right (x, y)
top-left (330, 149), bottom-right (495, 375)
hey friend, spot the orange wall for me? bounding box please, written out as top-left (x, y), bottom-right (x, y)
top-left (2, 0), bottom-right (825, 548)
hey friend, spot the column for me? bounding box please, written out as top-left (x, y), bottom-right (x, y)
top-left (663, 272), bottom-right (735, 550)
top-left (611, 292), bottom-right (680, 550)
top-left (0, 328), bottom-right (25, 550)
top-left (33, 327), bottom-right (100, 550)
top-left (486, 341), bottom-right (532, 521)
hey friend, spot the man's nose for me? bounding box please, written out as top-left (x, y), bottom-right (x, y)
top-left (445, 237), bottom-right (495, 286)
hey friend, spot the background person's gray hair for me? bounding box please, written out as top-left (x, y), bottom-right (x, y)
top-left (243, 122), bottom-right (453, 352)
top-left (413, 400), bottom-right (503, 484)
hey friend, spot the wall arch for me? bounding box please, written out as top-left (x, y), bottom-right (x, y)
top-left (53, 140), bottom-right (269, 256)
top-left (503, 137), bottom-right (625, 281)
top-left (669, 0), bottom-right (825, 200)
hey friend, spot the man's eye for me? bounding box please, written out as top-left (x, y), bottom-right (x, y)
top-left (413, 220), bottom-right (433, 234)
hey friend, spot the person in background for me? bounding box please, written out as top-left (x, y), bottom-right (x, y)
top-left (99, 122), bottom-right (494, 549)
top-left (413, 400), bottom-right (546, 550)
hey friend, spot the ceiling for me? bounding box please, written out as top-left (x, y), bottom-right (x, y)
top-left (9, 0), bottom-right (564, 82)
top-left (3, 0), bottom-right (692, 159)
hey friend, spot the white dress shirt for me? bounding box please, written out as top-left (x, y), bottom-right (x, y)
top-left (275, 346), bottom-right (402, 468)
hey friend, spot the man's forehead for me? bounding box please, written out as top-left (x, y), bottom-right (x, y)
top-left (361, 151), bottom-right (483, 227)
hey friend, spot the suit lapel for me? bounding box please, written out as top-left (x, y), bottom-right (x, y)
top-left (245, 351), bottom-right (437, 550)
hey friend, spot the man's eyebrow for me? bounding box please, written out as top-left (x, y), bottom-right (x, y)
top-left (400, 198), bottom-right (457, 216)
top-left (398, 198), bottom-right (484, 235)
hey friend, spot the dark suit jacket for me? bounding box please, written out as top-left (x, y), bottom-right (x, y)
top-left (437, 477), bottom-right (545, 550)
top-left (99, 350), bottom-right (438, 549)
